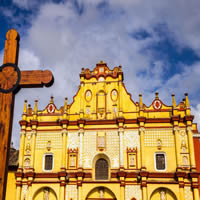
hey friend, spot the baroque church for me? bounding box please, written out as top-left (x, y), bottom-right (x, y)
top-left (5, 61), bottom-right (200, 200)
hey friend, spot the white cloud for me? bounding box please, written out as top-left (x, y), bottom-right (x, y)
top-left (8, 0), bottom-right (200, 147)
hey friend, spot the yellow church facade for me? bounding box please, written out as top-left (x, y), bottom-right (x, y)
top-left (7, 62), bottom-right (200, 200)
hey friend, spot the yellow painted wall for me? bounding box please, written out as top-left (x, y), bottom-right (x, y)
top-left (5, 171), bottom-right (16, 200)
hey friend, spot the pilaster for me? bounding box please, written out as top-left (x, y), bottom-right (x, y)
top-left (173, 126), bottom-right (181, 170)
top-left (139, 127), bottom-right (146, 170)
top-left (30, 129), bottom-right (37, 170)
top-left (18, 130), bottom-right (26, 170)
top-left (187, 126), bottom-right (196, 170)
top-left (61, 129), bottom-right (68, 170)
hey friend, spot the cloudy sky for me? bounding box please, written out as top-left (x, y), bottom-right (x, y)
top-left (1, 0), bottom-right (200, 148)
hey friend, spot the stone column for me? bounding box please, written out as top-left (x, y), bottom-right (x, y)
top-left (15, 182), bottom-right (22, 200)
top-left (61, 130), bottom-right (68, 170)
top-left (60, 177), bottom-right (66, 200)
top-left (119, 128), bottom-right (124, 168)
top-left (139, 127), bottom-right (145, 169)
top-left (120, 184), bottom-right (125, 200)
top-left (30, 130), bottom-right (37, 169)
top-left (193, 187), bottom-right (200, 200)
top-left (187, 127), bottom-right (196, 169)
top-left (119, 80), bottom-right (123, 117)
top-left (174, 127), bottom-right (181, 169)
top-left (79, 130), bottom-right (84, 168)
top-left (18, 130), bottom-right (26, 169)
top-left (179, 186), bottom-right (185, 200)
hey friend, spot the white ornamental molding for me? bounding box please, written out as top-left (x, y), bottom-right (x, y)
top-left (31, 130), bottom-right (37, 136)
top-left (139, 127), bottom-right (145, 132)
top-left (20, 130), bottom-right (26, 137)
top-left (187, 126), bottom-right (193, 132)
top-left (173, 127), bottom-right (180, 132)
top-left (61, 129), bottom-right (68, 136)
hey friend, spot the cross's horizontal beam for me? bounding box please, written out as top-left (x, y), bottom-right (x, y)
top-left (20, 70), bottom-right (53, 87)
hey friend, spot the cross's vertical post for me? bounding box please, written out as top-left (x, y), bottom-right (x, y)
top-left (0, 29), bottom-right (53, 200)
top-left (0, 29), bottom-right (19, 200)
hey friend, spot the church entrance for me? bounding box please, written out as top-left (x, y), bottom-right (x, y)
top-left (86, 187), bottom-right (116, 200)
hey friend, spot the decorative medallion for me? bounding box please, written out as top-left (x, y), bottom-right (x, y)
top-left (47, 103), bottom-right (55, 113)
top-left (86, 108), bottom-right (90, 114)
top-left (153, 100), bottom-right (162, 110)
top-left (111, 89), bottom-right (118, 101)
top-left (85, 90), bottom-right (92, 102)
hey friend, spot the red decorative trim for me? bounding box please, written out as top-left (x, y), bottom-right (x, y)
top-left (140, 171), bottom-right (148, 177)
top-left (60, 182), bottom-right (66, 186)
top-left (190, 172), bottom-right (200, 178)
top-left (176, 172), bottom-right (186, 178)
top-left (137, 117), bottom-right (146, 123)
top-left (76, 172), bottom-right (84, 177)
top-left (60, 119), bottom-right (69, 126)
top-left (30, 120), bottom-right (38, 126)
top-left (185, 115), bottom-right (194, 122)
top-left (118, 171), bottom-right (126, 177)
top-left (15, 171), bottom-right (23, 178)
top-left (77, 119), bottom-right (86, 125)
top-left (19, 120), bottom-right (27, 126)
top-left (126, 172), bottom-right (138, 178)
top-left (58, 171), bottom-right (67, 177)
top-left (148, 172), bottom-right (175, 178)
top-left (34, 173), bottom-right (58, 178)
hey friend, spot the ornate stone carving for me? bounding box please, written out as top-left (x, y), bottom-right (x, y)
top-left (25, 143), bottom-right (31, 154)
top-left (43, 188), bottom-right (49, 200)
top-left (160, 190), bottom-right (166, 200)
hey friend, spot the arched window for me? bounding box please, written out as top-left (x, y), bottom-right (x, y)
top-left (95, 158), bottom-right (108, 180)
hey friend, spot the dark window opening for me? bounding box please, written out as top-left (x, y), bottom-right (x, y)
top-left (156, 153), bottom-right (165, 170)
top-left (45, 155), bottom-right (53, 170)
top-left (95, 158), bottom-right (108, 180)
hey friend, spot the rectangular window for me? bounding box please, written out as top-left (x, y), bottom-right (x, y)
top-left (44, 155), bottom-right (53, 170)
top-left (155, 153), bottom-right (166, 170)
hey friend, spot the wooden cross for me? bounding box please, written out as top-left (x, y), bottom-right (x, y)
top-left (0, 29), bottom-right (53, 200)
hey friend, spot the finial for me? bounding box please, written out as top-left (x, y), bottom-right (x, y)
top-left (50, 96), bottom-right (54, 103)
top-left (139, 94), bottom-right (143, 109)
top-left (34, 100), bottom-right (38, 113)
top-left (23, 100), bottom-right (27, 114)
top-left (99, 60), bottom-right (104, 64)
top-left (155, 92), bottom-right (159, 99)
top-left (171, 94), bottom-right (176, 108)
top-left (64, 97), bottom-right (68, 112)
top-left (185, 93), bottom-right (190, 108)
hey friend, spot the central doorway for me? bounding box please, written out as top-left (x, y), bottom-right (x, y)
top-left (86, 187), bottom-right (116, 200)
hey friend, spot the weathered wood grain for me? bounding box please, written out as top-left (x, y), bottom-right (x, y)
top-left (0, 29), bottom-right (53, 200)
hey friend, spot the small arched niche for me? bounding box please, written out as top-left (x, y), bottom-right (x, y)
top-left (150, 187), bottom-right (177, 200)
top-left (86, 186), bottom-right (116, 200)
top-left (33, 187), bottom-right (57, 200)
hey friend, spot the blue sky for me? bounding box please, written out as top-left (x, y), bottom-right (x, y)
top-left (1, 0), bottom-right (200, 147)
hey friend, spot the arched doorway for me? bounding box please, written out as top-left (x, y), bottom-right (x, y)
top-left (95, 158), bottom-right (109, 180)
top-left (33, 187), bottom-right (57, 200)
top-left (150, 187), bottom-right (177, 200)
top-left (86, 187), bottom-right (116, 200)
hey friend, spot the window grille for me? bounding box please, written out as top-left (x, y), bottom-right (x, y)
top-left (95, 158), bottom-right (108, 180)
top-left (155, 153), bottom-right (165, 170)
top-left (45, 155), bottom-right (53, 170)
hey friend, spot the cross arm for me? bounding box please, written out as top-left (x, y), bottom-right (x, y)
top-left (20, 70), bottom-right (54, 87)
